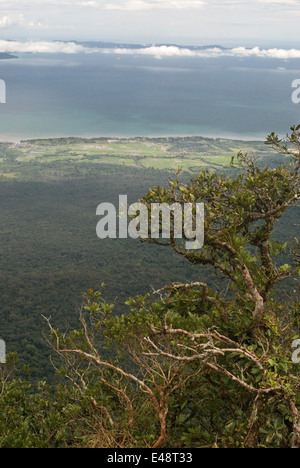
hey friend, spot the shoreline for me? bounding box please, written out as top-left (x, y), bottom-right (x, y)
top-left (0, 132), bottom-right (267, 145)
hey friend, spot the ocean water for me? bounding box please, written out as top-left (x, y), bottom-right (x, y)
top-left (0, 52), bottom-right (299, 141)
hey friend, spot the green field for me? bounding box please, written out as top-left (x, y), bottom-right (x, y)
top-left (1, 135), bottom-right (278, 180)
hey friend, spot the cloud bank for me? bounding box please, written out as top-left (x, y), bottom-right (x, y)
top-left (0, 0), bottom-right (299, 46)
top-left (104, 0), bottom-right (206, 10)
top-left (1, 40), bottom-right (300, 60)
top-left (0, 13), bottom-right (46, 30)
top-left (110, 45), bottom-right (300, 59)
top-left (0, 40), bottom-right (92, 54)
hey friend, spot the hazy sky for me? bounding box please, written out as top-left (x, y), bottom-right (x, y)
top-left (0, 0), bottom-right (300, 47)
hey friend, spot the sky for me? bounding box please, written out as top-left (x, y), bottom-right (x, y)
top-left (0, 0), bottom-right (300, 47)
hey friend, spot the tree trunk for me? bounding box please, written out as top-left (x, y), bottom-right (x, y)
top-left (244, 396), bottom-right (264, 448)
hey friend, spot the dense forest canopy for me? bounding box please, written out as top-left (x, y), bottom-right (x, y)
top-left (0, 135), bottom-right (274, 378)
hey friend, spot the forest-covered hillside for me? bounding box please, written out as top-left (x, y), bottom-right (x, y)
top-left (0, 136), bottom-right (295, 378)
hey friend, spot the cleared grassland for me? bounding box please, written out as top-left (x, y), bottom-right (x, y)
top-left (12, 136), bottom-right (272, 173)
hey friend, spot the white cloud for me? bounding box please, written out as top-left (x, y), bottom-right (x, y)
top-left (1, 40), bottom-right (300, 60)
top-left (107, 45), bottom-right (300, 59)
top-left (76, 1), bottom-right (99, 6)
top-left (105, 0), bottom-right (206, 11)
top-left (0, 40), bottom-right (92, 54)
top-left (0, 13), bottom-right (47, 30)
top-left (257, 0), bottom-right (298, 4)
top-left (104, 0), bottom-right (300, 9)
top-left (112, 45), bottom-right (198, 57)
top-left (230, 46), bottom-right (300, 59)
top-left (0, 14), bottom-right (24, 29)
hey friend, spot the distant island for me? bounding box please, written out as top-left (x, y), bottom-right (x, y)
top-left (0, 52), bottom-right (18, 60)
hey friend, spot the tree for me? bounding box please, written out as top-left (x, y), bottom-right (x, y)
top-left (45, 126), bottom-right (300, 448)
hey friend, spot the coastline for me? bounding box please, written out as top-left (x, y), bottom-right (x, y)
top-left (0, 131), bottom-right (267, 145)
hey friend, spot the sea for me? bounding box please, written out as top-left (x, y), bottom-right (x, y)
top-left (0, 51), bottom-right (299, 142)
